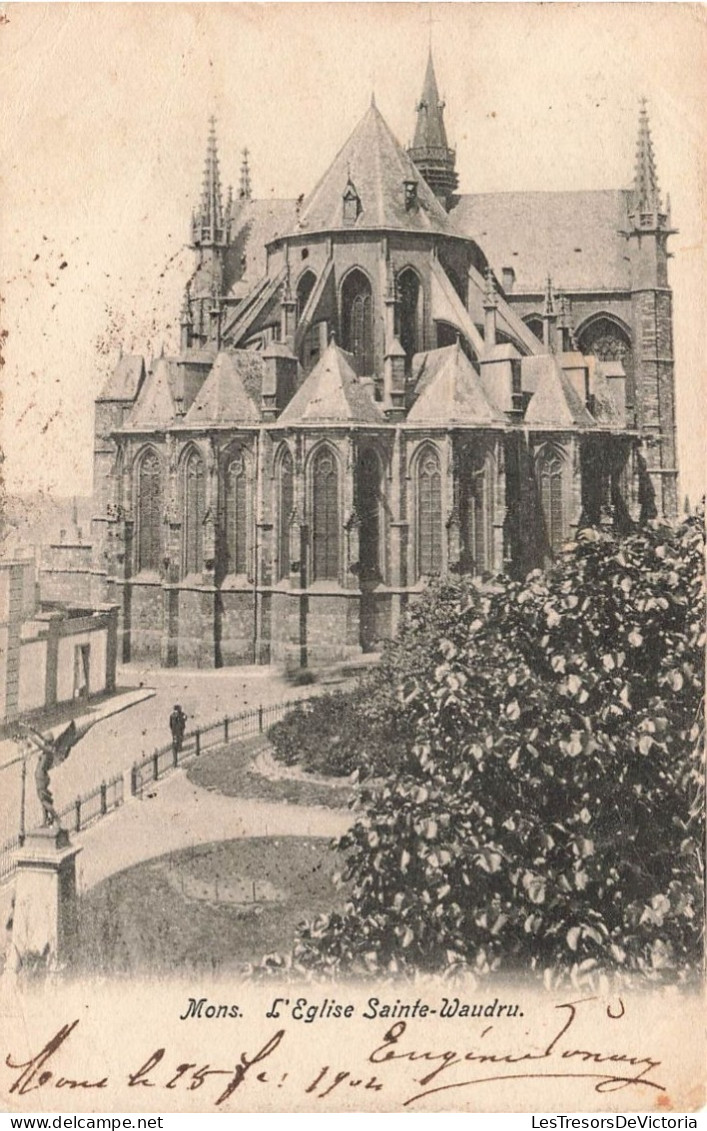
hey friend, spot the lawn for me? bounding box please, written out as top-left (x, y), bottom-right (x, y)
top-left (186, 735), bottom-right (354, 809)
top-left (76, 835), bottom-right (346, 976)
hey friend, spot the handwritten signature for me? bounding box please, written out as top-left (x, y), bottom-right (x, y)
top-left (3, 996), bottom-right (665, 1107)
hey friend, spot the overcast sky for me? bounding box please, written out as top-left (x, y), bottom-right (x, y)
top-left (1, 3), bottom-right (704, 502)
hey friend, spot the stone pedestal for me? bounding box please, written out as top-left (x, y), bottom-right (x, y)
top-left (12, 826), bottom-right (82, 967)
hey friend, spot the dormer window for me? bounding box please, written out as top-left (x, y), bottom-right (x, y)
top-left (343, 178), bottom-right (361, 224)
top-left (404, 179), bottom-right (418, 211)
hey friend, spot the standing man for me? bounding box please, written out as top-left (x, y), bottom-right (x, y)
top-left (169, 704), bottom-right (187, 756)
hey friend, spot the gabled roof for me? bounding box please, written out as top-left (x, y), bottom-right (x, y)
top-left (291, 101), bottom-right (461, 238)
top-left (125, 356), bottom-right (177, 427)
top-left (278, 341), bottom-right (384, 426)
top-left (449, 190), bottom-right (632, 292)
top-left (97, 355), bottom-right (146, 402)
top-left (523, 355), bottom-right (596, 429)
top-left (408, 344), bottom-right (505, 425)
top-left (184, 352), bottom-right (261, 425)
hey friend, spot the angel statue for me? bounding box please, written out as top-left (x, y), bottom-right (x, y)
top-left (18, 718), bottom-right (98, 827)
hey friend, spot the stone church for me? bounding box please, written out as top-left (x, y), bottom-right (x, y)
top-left (90, 53), bottom-right (678, 668)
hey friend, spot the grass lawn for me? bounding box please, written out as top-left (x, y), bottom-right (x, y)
top-left (76, 835), bottom-right (346, 976)
top-left (187, 735), bottom-right (354, 809)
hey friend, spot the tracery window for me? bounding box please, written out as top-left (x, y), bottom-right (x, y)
top-left (136, 450), bottom-right (162, 572)
top-left (357, 447), bottom-right (384, 582)
top-left (398, 268), bottom-right (421, 364)
top-left (416, 446), bottom-right (442, 579)
top-left (459, 448), bottom-right (492, 575)
top-left (183, 449), bottom-right (205, 576)
top-left (311, 447), bottom-right (340, 582)
top-left (537, 448), bottom-right (565, 554)
top-left (224, 450), bottom-right (248, 575)
top-left (341, 269), bottom-right (373, 375)
top-left (277, 447), bottom-right (294, 581)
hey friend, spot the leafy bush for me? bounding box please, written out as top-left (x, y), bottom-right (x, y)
top-left (293, 515), bottom-right (705, 985)
top-left (269, 689), bottom-right (372, 777)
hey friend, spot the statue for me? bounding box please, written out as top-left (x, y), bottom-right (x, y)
top-left (18, 719), bottom-right (97, 828)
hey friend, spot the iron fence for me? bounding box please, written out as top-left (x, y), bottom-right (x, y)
top-left (0, 693), bottom-right (314, 884)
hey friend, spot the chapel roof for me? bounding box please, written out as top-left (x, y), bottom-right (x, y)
top-left (184, 351), bottom-right (261, 425)
top-left (523, 355), bottom-right (597, 429)
top-left (408, 343), bottom-right (505, 425)
top-left (124, 356), bottom-right (178, 427)
top-left (97, 355), bottom-right (146, 402)
top-left (278, 340), bottom-right (384, 426)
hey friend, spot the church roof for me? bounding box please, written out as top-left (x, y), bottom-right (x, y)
top-left (125, 356), bottom-right (178, 427)
top-left (97, 355), bottom-right (145, 402)
top-left (278, 340), bottom-right (384, 425)
top-left (523, 355), bottom-right (596, 429)
top-left (449, 190), bottom-right (633, 292)
top-left (228, 198), bottom-right (298, 294)
top-left (408, 343), bottom-right (505, 425)
top-left (184, 351), bottom-right (261, 425)
top-left (291, 101), bottom-right (460, 238)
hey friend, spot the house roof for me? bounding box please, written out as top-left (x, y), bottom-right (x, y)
top-left (97, 355), bottom-right (146, 402)
top-left (523, 355), bottom-right (596, 428)
top-left (289, 101), bottom-right (461, 239)
top-left (449, 190), bottom-right (633, 292)
top-left (125, 356), bottom-right (178, 427)
top-left (278, 340), bottom-right (384, 425)
top-left (184, 352), bottom-right (261, 425)
top-left (409, 343), bottom-right (505, 425)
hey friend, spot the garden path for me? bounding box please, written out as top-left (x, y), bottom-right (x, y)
top-left (73, 766), bottom-right (352, 893)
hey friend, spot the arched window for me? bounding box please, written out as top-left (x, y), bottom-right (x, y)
top-left (357, 447), bottom-right (384, 582)
top-left (224, 449), bottom-right (248, 575)
top-left (576, 316), bottom-right (634, 403)
top-left (311, 447), bottom-right (340, 582)
top-left (136, 450), bottom-right (162, 572)
top-left (296, 269), bottom-right (317, 322)
top-left (459, 447), bottom-right (492, 575)
top-left (524, 315), bottom-right (544, 343)
top-left (182, 450), bottom-right (205, 576)
top-left (537, 448), bottom-right (565, 554)
top-left (416, 446), bottom-right (442, 579)
top-left (443, 264), bottom-right (467, 306)
top-left (341, 269), bottom-right (373, 375)
top-left (398, 268), bottom-right (420, 364)
top-left (277, 447), bottom-right (294, 581)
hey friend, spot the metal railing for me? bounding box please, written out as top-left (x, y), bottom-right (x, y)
top-left (129, 699), bottom-right (302, 796)
top-left (0, 695), bottom-right (314, 885)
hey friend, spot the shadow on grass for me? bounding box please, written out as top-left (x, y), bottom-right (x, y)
top-left (75, 835), bottom-right (346, 976)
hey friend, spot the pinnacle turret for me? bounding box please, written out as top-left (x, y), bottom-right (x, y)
top-left (407, 50), bottom-right (458, 207)
top-left (192, 117), bottom-right (228, 247)
top-left (239, 147), bottom-right (252, 201)
top-left (630, 99), bottom-right (669, 230)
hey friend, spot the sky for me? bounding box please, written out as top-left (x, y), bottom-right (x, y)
top-left (0, 3), bottom-right (705, 503)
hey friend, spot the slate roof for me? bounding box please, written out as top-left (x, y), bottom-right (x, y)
top-left (278, 341), bottom-right (384, 426)
top-left (228, 198), bottom-right (299, 293)
top-left (184, 352), bottom-right (261, 426)
top-left (97, 355), bottom-right (146, 402)
top-left (408, 344), bottom-right (505, 425)
top-left (412, 51), bottom-right (450, 152)
top-left (291, 102), bottom-right (461, 238)
top-left (523, 355), bottom-right (596, 428)
top-left (125, 356), bottom-right (178, 427)
top-left (449, 190), bottom-right (633, 292)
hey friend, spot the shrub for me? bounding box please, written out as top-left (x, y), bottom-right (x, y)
top-left (293, 515), bottom-right (705, 985)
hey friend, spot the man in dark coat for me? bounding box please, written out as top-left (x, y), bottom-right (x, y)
top-left (169, 704), bottom-right (187, 756)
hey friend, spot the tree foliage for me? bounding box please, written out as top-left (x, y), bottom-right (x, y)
top-left (293, 515), bottom-right (705, 985)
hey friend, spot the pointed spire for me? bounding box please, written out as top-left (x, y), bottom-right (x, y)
top-left (408, 50), bottom-right (458, 207)
top-left (192, 117), bottom-right (227, 247)
top-left (239, 147), bottom-right (252, 201)
top-left (633, 98), bottom-right (661, 215)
